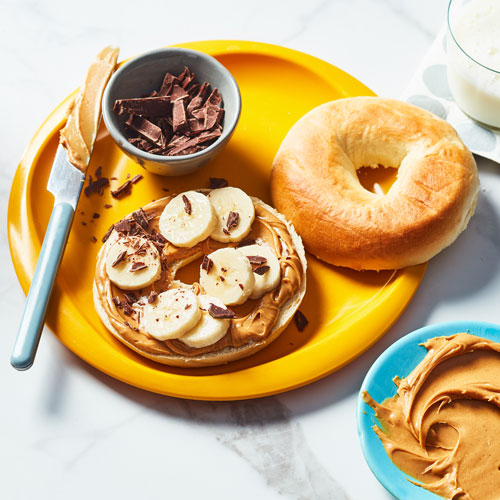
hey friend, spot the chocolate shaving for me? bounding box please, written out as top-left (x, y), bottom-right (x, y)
top-left (132, 208), bottom-right (149, 230)
top-left (147, 290), bottom-right (158, 304)
top-left (111, 250), bottom-right (127, 267)
top-left (102, 224), bottom-right (114, 243)
top-left (209, 177), bottom-right (228, 189)
top-left (201, 255), bottom-right (214, 273)
top-left (123, 292), bottom-right (137, 304)
top-left (131, 174), bottom-right (143, 184)
top-left (95, 166), bottom-right (102, 178)
top-left (253, 265), bottom-right (270, 275)
top-left (130, 261), bottom-right (147, 272)
top-left (122, 303), bottom-right (134, 316)
top-left (182, 194), bottom-right (192, 215)
top-left (237, 238), bottom-right (256, 248)
top-left (247, 255), bottom-right (267, 266)
top-left (114, 218), bottom-right (131, 233)
top-left (111, 180), bottom-right (133, 199)
top-left (239, 284), bottom-right (244, 290)
top-left (185, 304), bottom-right (192, 310)
top-left (294, 310), bottom-right (309, 331)
top-left (112, 296), bottom-right (121, 307)
top-left (226, 211), bottom-right (239, 231)
top-left (84, 176), bottom-right (109, 197)
top-left (208, 303), bottom-right (236, 319)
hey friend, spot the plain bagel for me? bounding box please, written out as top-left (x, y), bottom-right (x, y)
top-left (271, 97), bottom-right (479, 271)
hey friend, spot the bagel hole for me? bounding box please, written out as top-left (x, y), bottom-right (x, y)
top-left (357, 165), bottom-right (398, 195)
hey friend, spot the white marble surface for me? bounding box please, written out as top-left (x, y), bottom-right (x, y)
top-left (3, 0), bottom-right (498, 498)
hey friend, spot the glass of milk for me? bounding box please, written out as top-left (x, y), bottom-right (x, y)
top-left (447, 0), bottom-right (500, 129)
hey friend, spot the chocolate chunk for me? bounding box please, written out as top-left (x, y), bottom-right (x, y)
top-left (112, 296), bottom-right (121, 307)
top-left (102, 224), bottom-right (114, 243)
top-left (184, 303), bottom-right (192, 310)
top-left (147, 290), bottom-right (158, 304)
top-left (131, 174), bottom-right (143, 184)
top-left (208, 303), bottom-right (236, 319)
top-left (125, 115), bottom-right (166, 148)
top-left (111, 250), bottom-right (127, 267)
top-left (237, 238), bottom-right (256, 248)
top-left (247, 255), bottom-right (267, 266)
top-left (294, 310), bottom-right (309, 331)
top-left (95, 166), bottom-right (102, 178)
top-left (114, 218), bottom-right (131, 233)
top-left (111, 180), bottom-right (133, 199)
top-left (182, 194), bottom-right (192, 215)
top-left (123, 292), bottom-right (137, 304)
top-left (122, 302), bottom-right (134, 316)
top-left (130, 261), bottom-right (147, 272)
top-left (172, 99), bottom-right (188, 134)
top-left (170, 84), bottom-right (189, 102)
top-left (201, 255), bottom-right (214, 273)
top-left (209, 177), bottom-right (228, 189)
top-left (238, 284), bottom-right (244, 291)
top-left (253, 265), bottom-right (270, 275)
top-left (132, 208), bottom-right (149, 230)
top-left (84, 176), bottom-right (109, 197)
top-left (226, 211), bottom-right (239, 231)
top-left (113, 97), bottom-right (172, 117)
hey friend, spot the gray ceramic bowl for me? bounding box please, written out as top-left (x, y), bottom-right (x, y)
top-left (102, 47), bottom-right (241, 176)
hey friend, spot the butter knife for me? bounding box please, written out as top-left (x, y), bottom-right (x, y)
top-left (11, 46), bottom-right (119, 370)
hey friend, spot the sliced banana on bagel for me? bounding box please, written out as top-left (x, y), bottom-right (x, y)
top-left (140, 288), bottom-right (201, 341)
top-left (179, 295), bottom-right (231, 348)
top-left (238, 244), bottom-right (281, 299)
top-left (199, 247), bottom-right (255, 305)
top-left (208, 187), bottom-right (255, 243)
top-left (159, 190), bottom-right (217, 248)
top-left (105, 236), bottom-right (161, 290)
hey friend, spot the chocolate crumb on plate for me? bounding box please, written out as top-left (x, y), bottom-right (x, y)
top-left (208, 303), bottom-right (236, 319)
top-left (294, 310), bottom-right (308, 331)
top-left (131, 174), bottom-right (143, 184)
top-left (91, 236), bottom-right (97, 243)
top-left (95, 166), bottom-right (102, 178)
top-left (111, 180), bottom-right (133, 198)
top-left (104, 204), bottom-right (112, 209)
top-left (84, 176), bottom-right (109, 197)
top-left (92, 212), bottom-right (100, 219)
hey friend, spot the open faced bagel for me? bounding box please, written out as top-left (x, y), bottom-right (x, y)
top-left (271, 97), bottom-right (479, 271)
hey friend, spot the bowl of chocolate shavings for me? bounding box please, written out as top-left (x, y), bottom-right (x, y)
top-left (102, 47), bottom-right (241, 176)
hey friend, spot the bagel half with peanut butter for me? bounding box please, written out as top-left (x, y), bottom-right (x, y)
top-left (93, 187), bottom-right (307, 367)
top-left (271, 96), bottom-right (479, 271)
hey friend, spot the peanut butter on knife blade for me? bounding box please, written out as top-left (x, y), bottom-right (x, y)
top-left (60, 46), bottom-right (119, 171)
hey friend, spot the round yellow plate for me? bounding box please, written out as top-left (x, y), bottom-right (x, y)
top-left (8, 40), bottom-right (426, 400)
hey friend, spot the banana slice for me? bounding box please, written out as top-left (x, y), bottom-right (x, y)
top-left (238, 244), bottom-right (281, 299)
top-left (159, 191), bottom-right (217, 248)
top-left (208, 187), bottom-right (255, 242)
top-left (179, 295), bottom-right (230, 348)
top-left (140, 288), bottom-right (201, 341)
top-left (199, 247), bottom-right (255, 305)
top-left (105, 236), bottom-right (161, 290)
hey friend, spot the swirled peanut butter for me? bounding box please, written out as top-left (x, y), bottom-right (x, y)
top-left (94, 197), bottom-right (303, 357)
top-left (60, 46), bottom-right (119, 171)
top-left (363, 333), bottom-right (500, 500)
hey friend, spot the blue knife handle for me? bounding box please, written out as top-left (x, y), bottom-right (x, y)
top-left (11, 202), bottom-right (75, 370)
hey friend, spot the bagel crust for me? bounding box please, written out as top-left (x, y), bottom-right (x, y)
top-left (271, 97), bottom-right (479, 270)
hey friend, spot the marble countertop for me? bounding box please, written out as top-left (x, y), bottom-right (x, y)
top-left (3, 1), bottom-right (498, 498)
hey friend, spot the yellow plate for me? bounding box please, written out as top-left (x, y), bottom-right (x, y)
top-left (8, 40), bottom-right (426, 400)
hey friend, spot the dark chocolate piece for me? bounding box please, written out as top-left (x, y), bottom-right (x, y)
top-left (123, 292), bottom-right (137, 304)
top-left (92, 212), bottom-right (100, 219)
top-left (125, 114), bottom-right (166, 148)
top-left (208, 303), bottom-right (236, 319)
top-left (132, 208), bottom-right (149, 230)
top-left (209, 177), bottom-right (228, 189)
top-left (112, 296), bottom-right (121, 307)
top-left (95, 166), bottom-right (102, 178)
top-left (104, 204), bottom-right (112, 209)
top-left (102, 224), bottom-right (115, 243)
top-left (147, 290), bottom-right (158, 304)
top-left (201, 255), bottom-right (214, 273)
top-left (237, 238), bottom-right (256, 248)
top-left (172, 99), bottom-right (188, 134)
top-left (113, 97), bottom-right (172, 117)
top-left (226, 211), bottom-right (239, 232)
top-left (182, 194), bottom-right (192, 215)
top-left (111, 250), bottom-right (127, 267)
top-left (111, 180), bottom-right (133, 199)
top-left (130, 261), bottom-right (147, 272)
top-left (253, 265), bottom-right (270, 275)
top-left (131, 174), bottom-right (143, 184)
top-left (294, 310), bottom-right (309, 332)
top-left (114, 218), bottom-right (131, 233)
top-left (84, 176), bottom-right (109, 197)
top-left (247, 255), bottom-right (267, 266)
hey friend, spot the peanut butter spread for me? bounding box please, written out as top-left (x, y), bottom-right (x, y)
top-left (94, 197), bottom-right (303, 357)
top-left (363, 333), bottom-right (500, 500)
top-left (60, 46), bottom-right (119, 171)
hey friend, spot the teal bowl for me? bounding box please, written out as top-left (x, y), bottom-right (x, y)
top-left (357, 320), bottom-right (500, 500)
